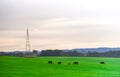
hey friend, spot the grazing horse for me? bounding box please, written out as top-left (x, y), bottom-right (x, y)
top-left (100, 62), bottom-right (105, 64)
top-left (58, 62), bottom-right (62, 64)
top-left (73, 62), bottom-right (79, 65)
top-left (48, 61), bottom-right (52, 64)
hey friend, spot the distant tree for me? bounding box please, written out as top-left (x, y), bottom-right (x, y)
top-left (40, 49), bottom-right (64, 56)
top-left (87, 51), bottom-right (100, 57)
top-left (32, 50), bottom-right (38, 54)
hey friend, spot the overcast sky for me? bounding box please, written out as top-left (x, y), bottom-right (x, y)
top-left (1, 0), bottom-right (120, 51)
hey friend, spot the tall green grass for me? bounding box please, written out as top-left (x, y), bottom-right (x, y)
top-left (0, 56), bottom-right (120, 77)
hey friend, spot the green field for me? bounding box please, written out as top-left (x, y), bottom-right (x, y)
top-left (0, 56), bottom-right (120, 77)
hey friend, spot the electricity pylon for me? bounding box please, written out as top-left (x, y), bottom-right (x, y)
top-left (26, 28), bottom-right (30, 52)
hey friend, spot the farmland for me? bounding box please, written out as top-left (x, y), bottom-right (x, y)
top-left (0, 56), bottom-right (120, 77)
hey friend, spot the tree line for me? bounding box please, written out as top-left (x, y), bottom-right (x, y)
top-left (40, 49), bottom-right (120, 57)
top-left (1, 49), bottom-right (120, 57)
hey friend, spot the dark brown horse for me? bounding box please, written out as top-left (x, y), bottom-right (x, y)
top-left (58, 62), bottom-right (62, 64)
top-left (73, 62), bottom-right (79, 65)
top-left (100, 62), bottom-right (105, 64)
top-left (48, 61), bottom-right (52, 64)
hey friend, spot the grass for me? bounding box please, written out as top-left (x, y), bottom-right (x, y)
top-left (0, 56), bottom-right (120, 77)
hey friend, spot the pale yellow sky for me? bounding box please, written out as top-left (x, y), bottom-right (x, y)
top-left (1, 0), bottom-right (120, 51)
